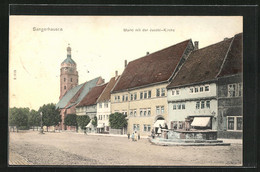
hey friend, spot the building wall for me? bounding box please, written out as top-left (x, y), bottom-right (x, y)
top-left (97, 101), bottom-right (111, 132)
top-left (217, 74), bottom-right (243, 139)
top-left (111, 83), bottom-right (168, 136)
top-left (76, 105), bottom-right (97, 119)
top-left (167, 83), bottom-right (218, 130)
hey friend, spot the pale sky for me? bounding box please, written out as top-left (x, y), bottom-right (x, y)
top-left (9, 16), bottom-right (242, 110)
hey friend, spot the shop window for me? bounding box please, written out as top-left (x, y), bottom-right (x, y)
top-left (227, 117), bottom-right (234, 130)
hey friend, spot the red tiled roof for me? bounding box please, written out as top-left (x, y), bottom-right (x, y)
top-left (217, 33), bottom-right (243, 77)
top-left (97, 76), bottom-right (120, 102)
top-left (77, 83), bottom-right (108, 107)
top-left (112, 40), bottom-right (191, 92)
top-left (167, 37), bottom-right (234, 88)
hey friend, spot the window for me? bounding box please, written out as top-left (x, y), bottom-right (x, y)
top-left (147, 125), bottom-right (151, 132)
top-left (200, 86), bottom-right (204, 92)
top-left (130, 110), bottom-right (133, 116)
top-left (195, 87), bottom-right (199, 93)
top-left (227, 117), bottom-right (234, 130)
top-left (137, 124), bottom-right (140, 131)
top-left (182, 104), bottom-right (185, 109)
top-left (190, 88), bottom-right (194, 93)
top-left (131, 94), bottom-right (133, 101)
top-left (134, 110), bottom-right (137, 117)
top-left (71, 78), bottom-right (73, 82)
top-left (100, 115), bottom-right (102, 120)
top-left (106, 115), bottom-right (108, 119)
top-left (148, 91), bottom-right (151, 98)
top-left (140, 92), bottom-right (143, 99)
top-left (144, 91), bottom-right (147, 99)
top-left (134, 93), bottom-right (137, 100)
top-left (104, 103), bottom-right (108, 108)
top-left (143, 124), bottom-right (147, 131)
top-left (177, 104), bottom-right (181, 110)
top-left (118, 96), bottom-right (120, 101)
top-left (133, 124), bottom-right (136, 131)
top-left (161, 106), bottom-right (165, 114)
top-left (143, 109), bottom-right (147, 116)
top-left (228, 84), bottom-right (236, 97)
top-left (205, 85), bottom-right (210, 91)
top-left (103, 115), bottom-right (105, 119)
top-left (99, 103), bottom-right (102, 108)
top-left (64, 78), bottom-right (66, 82)
top-left (227, 116), bottom-right (243, 131)
top-left (237, 117), bottom-right (243, 130)
top-left (201, 101), bottom-right (205, 109)
top-left (206, 100), bottom-right (210, 108)
top-left (196, 101), bottom-right (200, 109)
top-left (64, 86), bottom-right (66, 89)
top-left (122, 95), bottom-right (125, 101)
top-left (172, 90), bottom-right (175, 95)
top-left (114, 96), bottom-right (117, 101)
top-left (140, 109), bottom-right (143, 116)
top-left (147, 108), bottom-right (151, 116)
top-left (156, 89), bottom-right (160, 97)
top-left (125, 95), bottom-right (128, 101)
top-left (156, 106), bottom-right (160, 115)
top-left (161, 88), bottom-right (166, 96)
top-left (176, 90), bottom-right (179, 95)
top-left (173, 104), bottom-right (176, 110)
top-left (238, 83), bottom-right (242, 97)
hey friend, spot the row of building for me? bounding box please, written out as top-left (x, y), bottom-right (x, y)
top-left (56, 33), bottom-right (242, 139)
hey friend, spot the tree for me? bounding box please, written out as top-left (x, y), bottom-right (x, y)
top-left (91, 116), bottom-right (97, 127)
top-left (38, 103), bottom-right (61, 132)
top-left (77, 115), bottom-right (90, 130)
top-left (9, 107), bottom-right (30, 132)
top-left (28, 109), bottom-right (41, 131)
top-left (64, 114), bottom-right (78, 132)
top-left (109, 112), bottom-right (127, 129)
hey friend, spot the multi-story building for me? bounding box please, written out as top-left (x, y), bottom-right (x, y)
top-left (76, 82), bottom-right (107, 132)
top-left (167, 33), bottom-right (242, 138)
top-left (111, 39), bottom-right (194, 136)
top-left (96, 74), bottom-right (120, 133)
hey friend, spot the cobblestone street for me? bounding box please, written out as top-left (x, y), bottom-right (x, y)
top-left (9, 131), bottom-right (242, 166)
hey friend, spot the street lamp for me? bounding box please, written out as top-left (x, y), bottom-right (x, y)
top-left (39, 112), bottom-right (44, 134)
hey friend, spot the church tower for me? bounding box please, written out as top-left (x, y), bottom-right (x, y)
top-left (59, 44), bottom-right (79, 99)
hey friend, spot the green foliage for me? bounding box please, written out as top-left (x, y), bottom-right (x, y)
top-left (64, 114), bottom-right (77, 127)
top-left (28, 109), bottom-right (41, 127)
top-left (77, 115), bottom-right (90, 130)
top-left (38, 103), bottom-right (61, 127)
top-left (109, 112), bottom-right (127, 129)
top-left (9, 107), bottom-right (30, 130)
top-left (91, 116), bottom-right (97, 127)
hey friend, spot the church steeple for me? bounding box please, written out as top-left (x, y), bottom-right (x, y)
top-left (59, 44), bottom-right (79, 99)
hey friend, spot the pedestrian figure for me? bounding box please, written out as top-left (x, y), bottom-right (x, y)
top-left (131, 132), bottom-right (135, 141)
top-left (151, 128), bottom-right (155, 139)
top-left (134, 131), bottom-right (138, 141)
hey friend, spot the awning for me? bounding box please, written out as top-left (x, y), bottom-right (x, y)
top-left (153, 120), bottom-right (166, 128)
top-left (86, 120), bottom-right (93, 128)
top-left (97, 123), bottom-right (104, 128)
top-left (191, 117), bottom-right (211, 127)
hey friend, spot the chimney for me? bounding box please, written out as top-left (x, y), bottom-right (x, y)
top-left (194, 41), bottom-right (199, 50)
top-left (224, 37), bottom-right (228, 41)
top-left (124, 60), bottom-right (127, 68)
top-left (115, 70), bottom-right (118, 77)
top-left (146, 52), bottom-right (149, 55)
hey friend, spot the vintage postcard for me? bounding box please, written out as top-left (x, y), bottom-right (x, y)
top-left (9, 15), bottom-right (243, 166)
